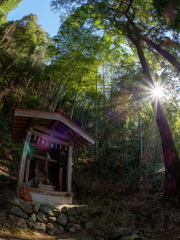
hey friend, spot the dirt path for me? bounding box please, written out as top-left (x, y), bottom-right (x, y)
top-left (0, 231), bottom-right (66, 240)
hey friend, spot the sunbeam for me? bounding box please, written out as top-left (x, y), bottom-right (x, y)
top-left (151, 84), bottom-right (164, 99)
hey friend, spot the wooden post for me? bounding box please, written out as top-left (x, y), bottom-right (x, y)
top-left (18, 131), bottom-right (31, 186)
top-left (25, 159), bottom-right (30, 184)
top-left (67, 145), bottom-right (73, 193)
top-left (59, 167), bottom-right (63, 191)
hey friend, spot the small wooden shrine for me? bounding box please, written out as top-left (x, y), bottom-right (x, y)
top-left (12, 108), bottom-right (95, 205)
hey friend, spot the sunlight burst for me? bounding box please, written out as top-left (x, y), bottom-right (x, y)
top-left (151, 85), bottom-right (164, 99)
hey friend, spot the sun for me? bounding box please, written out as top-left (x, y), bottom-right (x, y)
top-left (151, 84), bottom-right (165, 99)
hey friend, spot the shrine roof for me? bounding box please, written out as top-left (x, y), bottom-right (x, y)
top-left (12, 108), bottom-right (95, 150)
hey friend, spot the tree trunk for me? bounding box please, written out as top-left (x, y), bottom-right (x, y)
top-left (128, 31), bottom-right (180, 198)
top-left (142, 36), bottom-right (180, 72)
top-left (155, 101), bottom-right (180, 198)
top-left (138, 108), bottom-right (143, 160)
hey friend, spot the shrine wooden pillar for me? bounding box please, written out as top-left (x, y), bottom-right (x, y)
top-left (18, 131), bottom-right (31, 186)
top-left (67, 144), bottom-right (73, 192)
top-left (25, 159), bottom-right (30, 184)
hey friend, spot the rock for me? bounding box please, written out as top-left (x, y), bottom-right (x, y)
top-left (40, 204), bottom-right (60, 216)
top-left (65, 223), bottom-right (73, 232)
top-left (66, 205), bottom-right (88, 216)
top-left (68, 215), bottom-right (80, 224)
top-left (28, 222), bottom-right (46, 232)
top-left (8, 201), bottom-right (91, 235)
top-left (46, 222), bottom-right (64, 235)
top-left (48, 216), bottom-right (56, 222)
top-left (61, 205), bottom-right (68, 213)
top-left (33, 203), bottom-right (40, 212)
top-left (9, 197), bottom-right (33, 214)
top-left (72, 205), bottom-right (89, 214)
top-left (36, 211), bottom-right (48, 223)
top-left (80, 213), bottom-right (90, 223)
top-left (9, 197), bottom-right (25, 207)
top-left (8, 214), bottom-right (27, 229)
top-left (29, 213), bottom-right (36, 222)
top-left (66, 207), bottom-right (78, 217)
top-left (20, 202), bottom-right (33, 214)
top-left (85, 221), bottom-right (94, 230)
top-left (69, 226), bottom-right (76, 233)
top-left (57, 213), bottom-right (68, 226)
top-left (9, 206), bottom-right (28, 219)
top-left (69, 224), bottom-right (83, 233)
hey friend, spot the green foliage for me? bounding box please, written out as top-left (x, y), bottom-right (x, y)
top-left (20, 95), bottom-right (40, 109)
top-left (0, 13), bottom-right (57, 112)
top-left (0, 0), bottom-right (178, 190)
top-left (0, 0), bottom-right (22, 24)
top-left (153, 0), bottom-right (180, 31)
top-left (0, 112), bottom-right (12, 146)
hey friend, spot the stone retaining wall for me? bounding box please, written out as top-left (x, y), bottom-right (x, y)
top-left (8, 198), bottom-right (94, 236)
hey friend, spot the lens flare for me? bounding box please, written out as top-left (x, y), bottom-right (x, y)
top-left (151, 84), bottom-right (164, 99)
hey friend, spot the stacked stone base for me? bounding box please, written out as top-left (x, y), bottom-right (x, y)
top-left (8, 198), bottom-right (94, 236)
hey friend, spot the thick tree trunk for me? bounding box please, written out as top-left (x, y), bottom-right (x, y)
top-left (128, 31), bottom-right (180, 198)
top-left (155, 101), bottom-right (180, 197)
top-left (142, 36), bottom-right (180, 72)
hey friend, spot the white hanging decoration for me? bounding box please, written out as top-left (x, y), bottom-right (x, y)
top-left (42, 138), bottom-right (45, 145)
top-left (51, 143), bottom-right (53, 149)
top-left (55, 143), bottom-right (58, 149)
top-left (34, 135), bottom-right (37, 140)
top-left (38, 137), bottom-right (40, 142)
top-left (60, 145), bottom-right (62, 150)
top-left (65, 145), bottom-right (67, 150)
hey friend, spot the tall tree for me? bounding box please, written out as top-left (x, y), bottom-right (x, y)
top-left (51, 0), bottom-right (180, 198)
top-left (127, 28), bottom-right (180, 197)
top-left (0, 14), bottom-right (55, 112)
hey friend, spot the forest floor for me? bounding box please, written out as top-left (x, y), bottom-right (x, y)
top-left (0, 153), bottom-right (180, 240)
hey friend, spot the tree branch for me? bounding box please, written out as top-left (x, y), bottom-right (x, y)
top-left (142, 36), bottom-right (180, 72)
top-left (125, 0), bottom-right (133, 14)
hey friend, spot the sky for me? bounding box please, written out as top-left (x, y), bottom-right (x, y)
top-left (7, 0), bottom-right (60, 37)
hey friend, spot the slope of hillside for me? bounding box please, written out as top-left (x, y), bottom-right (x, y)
top-left (0, 152), bottom-right (180, 240)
